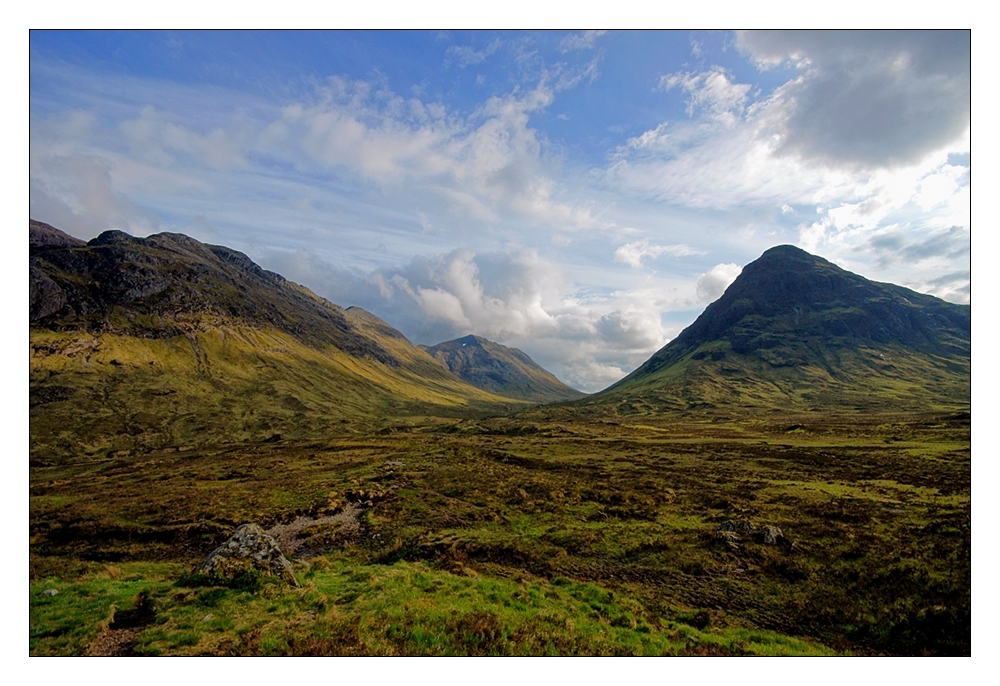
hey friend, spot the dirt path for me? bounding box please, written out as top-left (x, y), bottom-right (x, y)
top-left (84, 626), bottom-right (142, 656)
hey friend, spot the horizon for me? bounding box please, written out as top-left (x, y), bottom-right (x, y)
top-left (29, 30), bottom-right (971, 392)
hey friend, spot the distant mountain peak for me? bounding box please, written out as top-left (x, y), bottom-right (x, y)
top-left (423, 335), bottom-right (585, 403)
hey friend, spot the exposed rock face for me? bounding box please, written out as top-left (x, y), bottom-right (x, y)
top-left (30, 219), bottom-right (86, 248)
top-left (195, 523), bottom-right (299, 587)
top-left (29, 266), bottom-right (67, 321)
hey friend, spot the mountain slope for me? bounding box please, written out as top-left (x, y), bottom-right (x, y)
top-left (592, 245), bottom-right (970, 414)
top-left (29, 221), bottom-right (523, 460)
top-left (421, 335), bottom-right (585, 403)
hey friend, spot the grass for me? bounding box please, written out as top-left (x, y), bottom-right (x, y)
top-left (30, 326), bottom-right (525, 462)
top-left (30, 558), bottom-right (836, 656)
top-left (29, 408), bottom-right (969, 656)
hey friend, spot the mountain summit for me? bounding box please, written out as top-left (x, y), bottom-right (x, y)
top-left (421, 335), bottom-right (585, 403)
top-left (596, 245), bottom-right (970, 413)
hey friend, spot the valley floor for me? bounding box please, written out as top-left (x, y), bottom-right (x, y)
top-left (29, 410), bottom-right (970, 656)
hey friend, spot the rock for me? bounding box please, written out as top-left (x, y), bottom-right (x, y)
top-left (713, 530), bottom-right (743, 550)
top-left (30, 266), bottom-right (68, 321)
top-left (195, 523), bottom-right (299, 587)
top-left (756, 525), bottom-right (785, 545)
top-left (44, 589), bottom-right (58, 597)
top-left (717, 519), bottom-right (756, 534)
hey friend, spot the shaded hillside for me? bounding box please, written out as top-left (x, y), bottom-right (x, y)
top-left (421, 335), bottom-right (586, 403)
top-left (592, 245), bottom-right (970, 414)
top-left (29, 221), bottom-right (523, 460)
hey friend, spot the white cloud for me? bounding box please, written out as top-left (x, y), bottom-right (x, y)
top-left (262, 246), bottom-right (693, 393)
top-left (559, 30), bottom-right (607, 53)
top-left (120, 106), bottom-right (247, 170)
top-left (446, 43), bottom-right (497, 68)
top-left (29, 152), bottom-right (162, 238)
top-left (696, 263), bottom-right (742, 304)
top-left (31, 68), bottom-right (608, 250)
top-left (255, 77), bottom-right (604, 232)
top-left (661, 67), bottom-right (750, 127)
top-left (609, 34), bottom-right (969, 305)
top-left (613, 240), bottom-right (700, 268)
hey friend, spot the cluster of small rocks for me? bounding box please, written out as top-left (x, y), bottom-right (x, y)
top-left (195, 523), bottom-right (299, 587)
top-left (712, 520), bottom-right (789, 550)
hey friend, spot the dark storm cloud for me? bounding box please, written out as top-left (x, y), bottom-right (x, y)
top-left (738, 30), bottom-right (970, 169)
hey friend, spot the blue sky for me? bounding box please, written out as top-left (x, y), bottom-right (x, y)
top-left (29, 30), bottom-right (971, 392)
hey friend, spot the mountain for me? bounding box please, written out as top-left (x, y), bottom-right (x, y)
top-left (592, 245), bottom-right (970, 414)
top-left (420, 335), bottom-right (586, 403)
top-left (29, 221), bottom-right (523, 460)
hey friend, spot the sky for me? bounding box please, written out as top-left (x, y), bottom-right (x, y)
top-left (28, 29), bottom-right (971, 392)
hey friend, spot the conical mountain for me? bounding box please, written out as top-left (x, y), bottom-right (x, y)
top-left (594, 245), bottom-right (970, 414)
top-left (421, 335), bottom-right (586, 403)
top-left (30, 221), bottom-right (523, 460)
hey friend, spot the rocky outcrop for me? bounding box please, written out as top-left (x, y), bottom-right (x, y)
top-left (30, 220), bottom-right (86, 248)
top-left (756, 524), bottom-right (785, 546)
top-left (30, 266), bottom-right (68, 321)
top-left (195, 523), bottom-right (299, 587)
top-left (713, 520), bottom-right (790, 550)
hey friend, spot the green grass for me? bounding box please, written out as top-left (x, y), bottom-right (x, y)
top-left (30, 558), bottom-right (837, 656)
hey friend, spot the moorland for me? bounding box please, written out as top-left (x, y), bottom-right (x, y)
top-left (29, 221), bottom-right (970, 656)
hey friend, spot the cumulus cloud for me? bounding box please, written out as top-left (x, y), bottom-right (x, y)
top-left (613, 240), bottom-right (700, 268)
top-left (260, 246), bottom-right (689, 392)
top-left (696, 263), bottom-right (742, 304)
top-left (609, 32), bottom-right (969, 305)
top-left (736, 30), bottom-right (970, 169)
